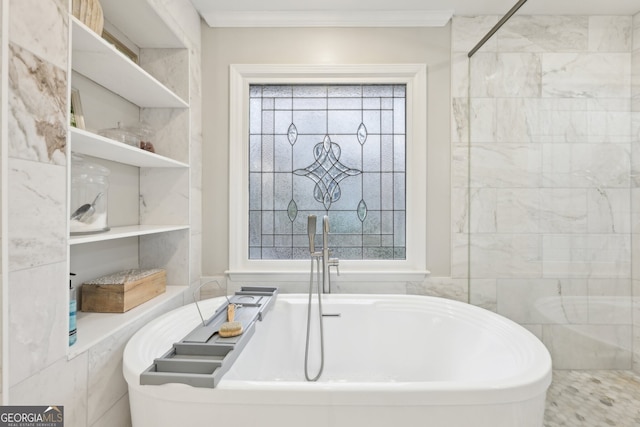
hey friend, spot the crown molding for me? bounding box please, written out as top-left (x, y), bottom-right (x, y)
top-left (201, 10), bottom-right (454, 28)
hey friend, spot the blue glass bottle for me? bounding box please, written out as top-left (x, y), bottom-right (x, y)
top-left (69, 274), bottom-right (77, 346)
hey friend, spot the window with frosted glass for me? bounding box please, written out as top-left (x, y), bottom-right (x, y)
top-left (249, 84), bottom-right (406, 260)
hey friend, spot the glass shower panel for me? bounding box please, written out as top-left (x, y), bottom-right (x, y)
top-left (466, 15), bottom-right (634, 370)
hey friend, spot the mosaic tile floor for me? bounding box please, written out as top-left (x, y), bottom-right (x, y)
top-left (545, 371), bottom-right (640, 427)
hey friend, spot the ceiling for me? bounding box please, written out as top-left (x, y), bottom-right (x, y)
top-left (190, 0), bottom-right (640, 27)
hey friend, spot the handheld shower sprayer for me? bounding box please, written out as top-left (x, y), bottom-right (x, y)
top-left (307, 214), bottom-right (317, 254)
top-left (305, 213), bottom-right (324, 381)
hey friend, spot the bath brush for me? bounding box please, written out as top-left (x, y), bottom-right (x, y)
top-left (219, 303), bottom-right (243, 338)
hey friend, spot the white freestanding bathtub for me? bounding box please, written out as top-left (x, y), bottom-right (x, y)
top-left (124, 294), bottom-right (552, 427)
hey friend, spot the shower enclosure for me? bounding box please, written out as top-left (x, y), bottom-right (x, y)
top-left (453, 9), bottom-right (640, 370)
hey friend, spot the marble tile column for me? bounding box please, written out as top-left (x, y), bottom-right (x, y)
top-left (7, 0), bottom-right (69, 388)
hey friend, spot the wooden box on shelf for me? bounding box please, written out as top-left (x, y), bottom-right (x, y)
top-left (81, 268), bottom-right (166, 313)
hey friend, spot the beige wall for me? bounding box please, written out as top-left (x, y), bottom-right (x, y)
top-left (201, 26), bottom-right (452, 277)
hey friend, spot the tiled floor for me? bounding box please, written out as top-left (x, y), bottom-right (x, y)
top-left (545, 370), bottom-right (640, 427)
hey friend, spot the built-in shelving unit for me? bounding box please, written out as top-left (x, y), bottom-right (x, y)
top-left (68, 3), bottom-right (191, 358)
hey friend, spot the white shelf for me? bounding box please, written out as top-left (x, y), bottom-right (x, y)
top-left (69, 225), bottom-right (189, 245)
top-left (71, 17), bottom-right (188, 108)
top-left (70, 127), bottom-right (188, 168)
top-left (100, 0), bottom-right (185, 48)
top-left (68, 285), bottom-right (187, 358)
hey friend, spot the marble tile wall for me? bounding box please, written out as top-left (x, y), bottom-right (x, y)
top-left (4, 0), bottom-right (202, 426)
top-left (453, 15), bottom-right (635, 369)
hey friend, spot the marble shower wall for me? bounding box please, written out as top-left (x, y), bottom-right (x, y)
top-left (632, 12), bottom-right (640, 374)
top-left (453, 15), bottom-right (635, 369)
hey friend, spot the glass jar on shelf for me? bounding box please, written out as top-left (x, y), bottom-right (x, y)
top-left (70, 154), bottom-right (110, 235)
top-left (98, 121), bottom-right (155, 149)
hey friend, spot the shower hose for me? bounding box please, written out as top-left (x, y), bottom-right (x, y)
top-left (304, 255), bottom-right (325, 381)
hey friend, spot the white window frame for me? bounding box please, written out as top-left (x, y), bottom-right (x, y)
top-left (228, 64), bottom-right (428, 282)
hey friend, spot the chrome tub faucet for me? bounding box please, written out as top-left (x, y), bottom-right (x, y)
top-left (307, 215), bottom-right (339, 293)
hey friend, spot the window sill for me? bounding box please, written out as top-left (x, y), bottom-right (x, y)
top-left (225, 270), bottom-right (430, 283)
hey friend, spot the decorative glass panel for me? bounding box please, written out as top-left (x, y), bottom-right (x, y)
top-left (249, 84), bottom-right (406, 260)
